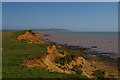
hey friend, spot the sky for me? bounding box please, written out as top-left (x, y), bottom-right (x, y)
top-left (2, 2), bottom-right (118, 32)
top-left (2, 0), bottom-right (120, 2)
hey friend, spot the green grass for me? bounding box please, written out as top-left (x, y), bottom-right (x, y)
top-left (2, 31), bottom-right (88, 78)
top-left (82, 56), bottom-right (91, 61)
top-left (92, 70), bottom-right (105, 78)
top-left (55, 54), bottom-right (78, 65)
top-left (71, 65), bottom-right (83, 75)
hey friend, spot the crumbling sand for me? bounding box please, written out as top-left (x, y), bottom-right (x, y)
top-left (24, 44), bottom-right (118, 78)
top-left (18, 31), bottom-right (118, 78)
top-left (17, 30), bottom-right (45, 44)
top-left (24, 45), bottom-right (74, 74)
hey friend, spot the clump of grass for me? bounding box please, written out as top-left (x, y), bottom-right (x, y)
top-left (76, 69), bottom-right (83, 75)
top-left (55, 54), bottom-right (78, 65)
top-left (2, 31), bottom-right (88, 78)
top-left (92, 70), bottom-right (105, 78)
top-left (58, 51), bottom-right (64, 55)
top-left (55, 57), bottom-right (66, 65)
top-left (21, 39), bottom-right (26, 42)
top-left (71, 65), bottom-right (83, 75)
top-left (55, 45), bottom-right (65, 55)
top-left (82, 55), bottom-right (91, 61)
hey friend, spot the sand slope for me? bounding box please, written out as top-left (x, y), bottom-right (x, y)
top-left (17, 31), bottom-right (118, 78)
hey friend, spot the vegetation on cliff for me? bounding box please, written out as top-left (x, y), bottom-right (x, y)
top-left (2, 31), bottom-right (87, 78)
top-left (2, 30), bottom-right (118, 78)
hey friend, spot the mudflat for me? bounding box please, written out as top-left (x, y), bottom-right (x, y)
top-left (40, 31), bottom-right (118, 58)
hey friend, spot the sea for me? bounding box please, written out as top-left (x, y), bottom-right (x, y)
top-left (38, 30), bottom-right (118, 59)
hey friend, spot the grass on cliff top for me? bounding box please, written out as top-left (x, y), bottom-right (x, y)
top-left (2, 31), bottom-right (88, 78)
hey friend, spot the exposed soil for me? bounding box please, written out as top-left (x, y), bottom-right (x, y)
top-left (17, 30), bottom-right (45, 44)
top-left (17, 31), bottom-right (118, 78)
top-left (24, 44), bottom-right (118, 78)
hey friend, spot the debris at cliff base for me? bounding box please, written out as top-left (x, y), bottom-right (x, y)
top-left (17, 30), bottom-right (45, 44)
top-left (24, 44), bottom-right (118, 78)
top-left (18, 31), bottom-right (118, 78)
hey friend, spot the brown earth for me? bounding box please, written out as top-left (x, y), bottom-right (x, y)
top-left (24, 44), bottom-right (118, 78)
top-left (17, 30), bottom-right (45, 44)
top-left (24, 45), bottom-right (75, 74)
top-left (17, 31), bottom-right (118, 78)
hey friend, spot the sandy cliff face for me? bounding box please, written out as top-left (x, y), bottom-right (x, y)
top-left (17, 30), bottom-right (45, 44)
top-left (25, 45), bottom-right (75, 74)
top-left (24, 44), bottom-right (118, 78)
top-left (18, 31), bottom-right (118, 78)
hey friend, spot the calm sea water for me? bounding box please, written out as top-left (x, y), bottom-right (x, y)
top-left (40, 31), bottom-right (118, 58)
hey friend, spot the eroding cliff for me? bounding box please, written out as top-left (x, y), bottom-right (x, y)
top-left (24, 44), bottom-right (118, 78)
top-left (18, 31), bottom-right (118, 78)
top-left (17, 30), bottom-right (45, 44)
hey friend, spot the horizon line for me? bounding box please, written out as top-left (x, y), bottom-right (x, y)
top-left (1, 29), bottom-right (118, 32)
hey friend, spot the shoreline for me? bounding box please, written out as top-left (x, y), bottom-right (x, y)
top-left (7, 30), bottom-right (118, 78)
top-left (40, 31), bottom-right (118, 53)
top-left (35, 31), bottom-right (118, 66)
